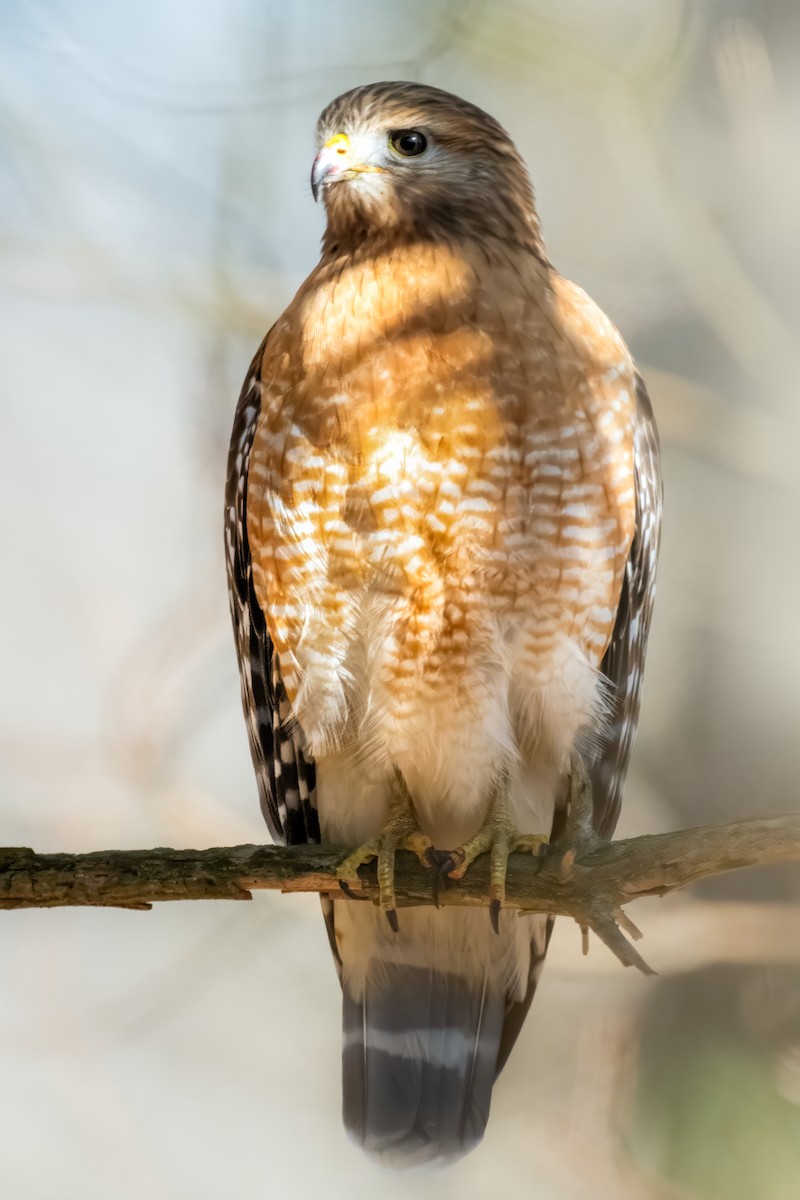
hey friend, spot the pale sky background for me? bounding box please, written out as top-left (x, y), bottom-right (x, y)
top-left (2, 2), bottom-right (800, 1197)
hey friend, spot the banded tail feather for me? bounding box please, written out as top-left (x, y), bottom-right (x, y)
top-left (335, 904), bottom-right (553, 1168)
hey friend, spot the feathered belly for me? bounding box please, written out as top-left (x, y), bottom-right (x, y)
top-left (247, 325), bottom-right (636, 833)
top-left (250, 425), bottom-right (631, 780)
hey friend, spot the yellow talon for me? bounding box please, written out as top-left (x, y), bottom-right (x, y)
top-left (336, 772), bottom-right (432, 930)
top-left (447, 773), bottom-right (548, 931)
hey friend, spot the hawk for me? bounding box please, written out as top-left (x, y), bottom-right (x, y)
top-left (225, 81), bottom-right (661, 1167)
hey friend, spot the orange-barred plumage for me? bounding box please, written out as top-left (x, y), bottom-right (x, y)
top-left (225, 81), bottom-right (661, 1168)
top-left (246, 242), bottom-right (637, 750)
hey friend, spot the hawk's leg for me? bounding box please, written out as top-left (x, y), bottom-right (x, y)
top-left (336, 771), bottom-right (433, 932)
top-left (446, 769), bottom-right (548, 933)
top-left (557, 752), bottom-right (604, 856)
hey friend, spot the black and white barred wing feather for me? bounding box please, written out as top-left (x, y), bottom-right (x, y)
top-left (591, 372), bottom-right (662, 837)
top-left (224, 337), bottom-right (319, 847)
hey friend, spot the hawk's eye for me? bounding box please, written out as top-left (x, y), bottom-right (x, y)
top-left (389, 129), bottom-right (428, 157)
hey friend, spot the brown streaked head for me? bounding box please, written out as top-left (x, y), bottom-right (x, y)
top-left (311, 81), bottom-right (545, 257)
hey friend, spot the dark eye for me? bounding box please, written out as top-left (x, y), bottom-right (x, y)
top-left (389, 129), bottom-right (428, 157)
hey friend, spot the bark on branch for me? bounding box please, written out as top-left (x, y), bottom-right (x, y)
top-left (2, 813), bottom-right (799, 973)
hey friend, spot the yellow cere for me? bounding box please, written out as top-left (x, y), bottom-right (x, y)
top-left (324, 132), bottom-right (350, 155)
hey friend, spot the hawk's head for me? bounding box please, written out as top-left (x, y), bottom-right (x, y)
top-left (312, 82), bottom-right (544, 255)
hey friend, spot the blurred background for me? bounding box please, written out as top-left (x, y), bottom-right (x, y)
top-left (1, 1), bottom-right (800, 1196)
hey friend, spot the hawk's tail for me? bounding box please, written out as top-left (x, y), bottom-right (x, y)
top-left (342, 962), bottom-right (505, 1168)
top-left (336, 905), bottom-right (550, 1169)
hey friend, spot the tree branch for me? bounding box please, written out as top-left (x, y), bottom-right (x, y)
top-left (2, 812), bottom-right (799, 973)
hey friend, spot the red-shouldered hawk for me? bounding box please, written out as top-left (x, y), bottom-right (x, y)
top-left (225, 82), bottom-right (661, 1168)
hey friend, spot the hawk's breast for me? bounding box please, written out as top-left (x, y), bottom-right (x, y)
top-left (246, 242), bottom-right (636, 746)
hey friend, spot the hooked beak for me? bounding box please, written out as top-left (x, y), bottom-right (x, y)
top-left (311, 133), bottom-right (351, 202)
top-left (311, 132), bottom-right (384, 202)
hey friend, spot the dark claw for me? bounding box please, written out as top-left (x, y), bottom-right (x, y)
top-left (424, 848), bottom-right (458, 908)
top-left (424, 847), bottom-right (457, 872)
top-left (385, 907), bottom-right (399, 934)
top-left (431, 867), bottom-right (447, 909)
top-left (338, 879), bottom-right (367, 901)
top-left (489, 899), bottom-right (501, 935)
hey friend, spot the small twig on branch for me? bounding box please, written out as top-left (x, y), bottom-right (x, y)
top-left (2, 813), bottom-right (799, 974)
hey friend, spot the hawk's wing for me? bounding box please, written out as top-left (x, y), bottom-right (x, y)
top-left (224, 335), bottom-right (319, 846)
top-left (591, 372), bottom-right (663, 837)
